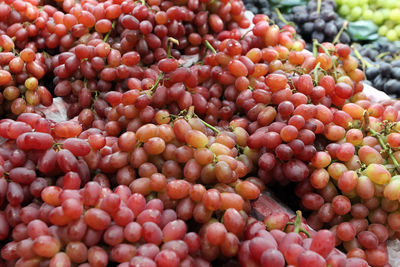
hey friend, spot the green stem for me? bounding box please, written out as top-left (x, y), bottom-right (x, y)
top-left (312, 39), bottom-right (318, 58)
top-left (275, 8), bottom-right (291, 25)
top-left (103, 20), bottom-right (117, 42)
top-left (333, 21), bottom-right (348, 44)
top-left (312, 62), bottom-right (321, 85)
top-left (167, 37), bottom-right (179, 58)
top-left (150, 72), bottom-right (164, 92)
top-left (377, 52), bottom-right (389, 59)
top-left (283, 222), bottom-right (293, 232)
top-left (293, 210), bottom-right (311, 237)
top-left (240, 27), bottom-right (254, 41)
top-left (293, 210), bottom-right (302, 233)
top-left (204, 40), bottom-right (216, 54)
top-left (170, 106), bottom-right (220, 134)
top-left (199, 118), bottom-right (219, 134)
top-left (352, 44), bottom-right (374, 70)
top-left (185, 106), bottom-right (195, 120)
top-left (370, 128), bottom-right (400, 173)
top-left (316, 0), bottom-right (322, 14)
top-left (314, 40), bottom-right (337, 81)
top-left (283, 211), bottom-right (310, 237)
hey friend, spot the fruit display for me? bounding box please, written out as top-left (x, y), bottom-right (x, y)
top-left (243, 0), bottom-right (351, 51)
top-left (336, 0), bottom-right (400, 41)
top-left (0, 0), bottom-right (399, 266)
top-left (353, 39), bottom-right (400, 96)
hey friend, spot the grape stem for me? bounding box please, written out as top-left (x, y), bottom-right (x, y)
top-left (313, 40), bottom-right (337, 81)
top-left (240, 27), bottom-right (254, 41)
top-left (332, 21), bottom-right (348, 44)
top-left (149, 72), bottom-right (164, 92)
top-left (370, 128), bottom-right (400, 173)
top-left (190, 108), bottom-right (220, 134)
top-left (199, 40), bottom-right (217, 65)
top-left (311, 62), bottom-right (321, 85)
top-left (167, 37), bottom-right (179, 58)
top-left (377, 52), bottom-right (389, 59)
top-left (185, 106), bottom-right (195, 120)
top-left (204, 40), bottom-right (216, 54)
top-left (200, 119), bottom-right (219, 134)
top-left (103, 20), bottom-right (117, 42)
top-left (283, 210), bottom-right (311, 237)
top-left (52, 142), bottom-right (63, 151)
top-left (274, 8), bottom-right (293, 26)
top-left (316, 0), bottom-right (322, 14)
top-left (361, 111), bottom-right (370, 133)
top-left (186, 106), bottom-right (220, 134)
top-left (351, 44), bottom-right (374, 71)
top-left (170, 106), bottom-right (220, 134)
top-left (312, 39), bottom-right (318, 58)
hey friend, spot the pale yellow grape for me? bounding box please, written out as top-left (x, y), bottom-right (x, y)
top-left (335, 0), bottom-right (400, 41)
top-left (387, 0), bottom-right (399, 8)
top-left (386, 29), bottom-right (398, 41)
top-left (382, 9), bottom-right (391, 20)
top-left (385, 20), bottom-right (396, 29)
top-left (349, 6), bottom-right (363, 21)
top-left (347, 0), bottom-right (358, 8)
top-left (395, 25), bottom-right (400, 36)
top-left (390, 9), bottom-right (400, 23)
top-left (372, 11), bottom-right (385, 25)
top-left (362, 9), bottom-right (373, 20)
top-left (378, 25), bottom-right (389, 36)
top-left (339, 5), bottom-right (351, 16)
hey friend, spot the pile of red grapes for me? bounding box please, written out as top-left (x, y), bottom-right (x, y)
top-left (0, 0), bottom-right (399, 266)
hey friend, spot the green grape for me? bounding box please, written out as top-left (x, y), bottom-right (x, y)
top-left (389, 9), bottom-right (400, 23)
top-left (387, 0), bottom-right (398, 9)
top-left (378, 25), bottom-right (389, 36)
top-left (386, 29), bottom-right (398, 41)
top-left (362, 9), bottom-right (374, 20)
top-left (347, 0), bottom-right (358, 8)
top-left (349, 6), bottom-right (363, 21)
top-left (385, 20), bottom-right (395, 29)
top-left (375, 0), bottom-right (383, 7)
top-left (395, 25), bottom-right (400, 36)
top-left (382, 9), bottom-right (391, 19)
top-left (372, 11), bottom-right (385, 25)
top-left (339, 5), bottom-right (351, 16)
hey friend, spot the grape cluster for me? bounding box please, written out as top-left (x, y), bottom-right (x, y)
top-left (0, 0), bottom-right (399, 266)
top-left (258, 97), bottom-right (400, 266)
top-left (242, 0), bottom-right (272, 19)
top-left (243, 212), bottom-right (371, 267)
top-left (0, 110), bottom-right (260, 266)
top-left (242, 0), bottom-right (351, 50)
top-left (336, 0), bottom-right (400, 41)
top-left (291, 0), bottom-right (351, 49)
top-left (353, 40), bottom-right (400, 96)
